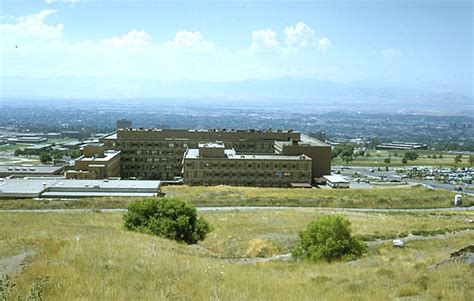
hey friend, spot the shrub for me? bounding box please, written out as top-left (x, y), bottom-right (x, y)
top-left (292, 215), bottom-right (366, 262)
top-left (123, 198), bottom-right (211, 244)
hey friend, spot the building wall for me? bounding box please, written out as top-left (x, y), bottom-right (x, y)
top-left (183, 155), bottom-right (311, 187)
top-left (101, 128), bottom-right (330, 181)
top-left (275, 144), bottom-right (331, 178)
top-left (67, 152), bottom-right (121, 179)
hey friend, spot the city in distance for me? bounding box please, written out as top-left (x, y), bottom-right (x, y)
top-left (0, 0), bottom-right (472, 300)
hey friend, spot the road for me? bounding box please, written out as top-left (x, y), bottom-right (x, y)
top-left (1, 206), bottom-right (472, 213)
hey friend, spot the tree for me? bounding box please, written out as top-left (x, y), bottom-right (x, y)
top-left (13, 148), bottom-right (23, 157)
top-left (292, 215), bottom-right (366, 262)
top-left (401, 157), bottom-right (408, 164)
top-left (383, 157), bottom-right (391, 164)
top-left (39, 152), bottom-right (52, 164)
top-left (454, 154), bottom-right (462, 165)
top-left (69, 150), bottom-right (82, 159)
top-left (469, 154), bottom-right (474, 167)
top-left (403, 151), bottom-right (419, 161)
top-left (123, 198), bottom-right (211, 244)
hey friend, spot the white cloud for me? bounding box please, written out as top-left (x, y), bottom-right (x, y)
top-left (0, 9), bottom-right (63, 40)
top-left (250, 29), bottom-right (280, 52)
top-left (318, 37), bottom-right (331, 51)
top-left (284, 22), bottom-right (317, 49)
top-left (45, 0), bottom-right (81, 4)
top-left (165, 30), bottom-right (215, 51)
top-left (251, 22), bottom-right (330, 53)
top-left (103, 29), bottom-right (151, 47)
top-left (381, 48), bottom-right (402, 56)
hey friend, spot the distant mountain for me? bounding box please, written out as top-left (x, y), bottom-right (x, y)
top-left (1, 76), bottom-right (472, 115)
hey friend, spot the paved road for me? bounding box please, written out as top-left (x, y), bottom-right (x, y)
top-left (1, 206), bottom-right (472, 213)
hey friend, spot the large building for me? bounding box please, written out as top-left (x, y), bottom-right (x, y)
top-left (65, 143), bottom-right (121, 179)
top-left (101, 128), bottom-right (331, 182)
top-left (183, 142), bottom-right (312, 187)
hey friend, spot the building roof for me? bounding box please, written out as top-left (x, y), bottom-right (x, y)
top-left (77, 150), bottom-right (120, 162)
top-left (0, 165), bottom-right (63, 175)
top-left (323, 175), bottom-right (349, 183)
top-left (185, 148), bottom-right (311, 161)
top-left (0, 178), bottom-right (161, 198)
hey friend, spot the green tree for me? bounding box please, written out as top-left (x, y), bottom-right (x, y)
top-left (39, 152), bottom-right (52, 164)
top-left (403, 151), bottom-right (419, 161)
top-left (401, 157), bottom-right (408, 164)
top-left (454, 154), bottom-right (462, 165)
top-left (292, 215), bottom-right (366, 262)
top-left (13, 148), bottom-right (23, 157)
top-left (469, 154), bottom-right (474, 167)
top-left (124, 198), bottom-right (211, 244)
top-left (69, 150), bottom-right (82, 159)
top-left (383, 157), bottom-right (391, 164)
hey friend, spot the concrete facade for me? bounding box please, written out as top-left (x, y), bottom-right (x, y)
top-left (183, 142), bottom-right (312, 187)
top-left (65, 143), bottom-right (121, 179)
top-left (101, 128), bottom-right (331, 182)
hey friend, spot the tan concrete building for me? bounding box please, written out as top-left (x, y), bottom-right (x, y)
top-left (101, 128), bottom-right (330, 182)
top-left (65, 143), bottom-right (121, 179)
top-left (183, 142), bottom-right (312, 187)
top-left (274, 135), bottom-right (331, 178)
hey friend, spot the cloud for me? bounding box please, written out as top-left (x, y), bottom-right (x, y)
top-left (284, 22), bottom-right (316, 49)
top-left (250, 29), bottom-right (280, 52)
top-left (318, 37), bottom-right (331, 51)
top-left (381, 48), bottom-right (402, 56)
top-left (45, 0), bottom-right (80, 4)
top-left (251, 22), bottom-right (330, 53)
top-left (103, 29), bottom-right (151, 47)
top-left (0, 9), bottom-right (63, 40)
top-left (165, 30), bottom-right (215, 51)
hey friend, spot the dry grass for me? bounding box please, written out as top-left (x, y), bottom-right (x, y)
top-left (0, 210), bottom-right (472, 300)
top-left (1, 186), bottom-right (472, 210)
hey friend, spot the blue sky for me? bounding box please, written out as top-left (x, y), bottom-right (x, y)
top-left (0, 0), bottom-right (472, 97)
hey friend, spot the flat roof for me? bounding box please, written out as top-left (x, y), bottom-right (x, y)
top-left (275, 134), bottom-right (330, 147)
top-left (0, 178), bottom-right (161, 198)
top-left (78, 150), bottom-right (120, 162)
top-left (323, 175), bottom-right (349, 183)
top-left (185, 148), bottom-right (311, 161)
top-left (0, 165), bottom-right (63, 174)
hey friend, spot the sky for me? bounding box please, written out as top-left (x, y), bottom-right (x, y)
top-left (0, 0), bottom-right (472, 98)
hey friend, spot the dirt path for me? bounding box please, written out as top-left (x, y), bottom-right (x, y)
top-left (0, 251), bottom-right (34, 277)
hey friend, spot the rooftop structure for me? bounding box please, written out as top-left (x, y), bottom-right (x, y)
top-left (323, 175), bottom-right (350, 188)
top-left (376, 141), bottom-right (428, 150)
top-left (0, 178), bottom-right (161, 198)
top-left (65, 144), bottom-right (120, 179)
top-left (0, 165), bottom-right (64, 178)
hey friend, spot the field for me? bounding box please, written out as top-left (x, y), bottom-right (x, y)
top-left (0, 209), bottom-right (472, 300)
top-left (332, 150), bottom-right (472, 167)
top-left (1, 186), bottom-right (473, 210)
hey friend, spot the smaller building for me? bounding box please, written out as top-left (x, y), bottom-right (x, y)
top-left (0, 178), bottom-right (161, 198)
top-left (23, 144), bottom-right (52, 155)
top-left (65, 143), bottom-right (120, 179)
top-left (7, 136), bottom-right (47, 144)
top-left (323, 175), bottom-right (350, 188)
top-left (183, 142), bottom-right (312, 187)
top-left (376, 141), bottom-right (427, 150)
top-left (0, 165), bottom-right (64, 178)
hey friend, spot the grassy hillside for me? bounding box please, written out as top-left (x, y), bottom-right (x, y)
top-left (1, 210), bottom-right (473, 300)
top-left (0, 186), bottom-right (472, 210)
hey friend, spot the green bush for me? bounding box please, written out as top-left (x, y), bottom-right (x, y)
top-left (292, 215), bottom-right (366, 262)
top-left (123, 198), bottom-right (211, 244)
